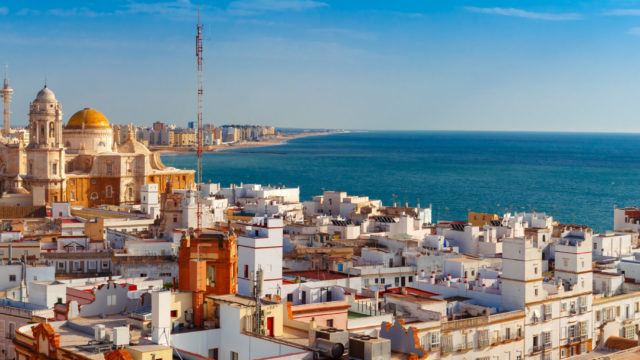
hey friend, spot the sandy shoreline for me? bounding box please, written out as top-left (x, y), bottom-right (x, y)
top-left (152, 130), bottom-right (339, 155)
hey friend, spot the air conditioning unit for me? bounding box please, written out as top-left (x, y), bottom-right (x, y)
top-left (112, 326), bottom-right (130, 347)
top-left (315, 327), bottom-right (349, 349)
top-left (349, 334), bottom-right (391, 360)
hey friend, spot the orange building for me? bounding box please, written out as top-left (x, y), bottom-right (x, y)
top-left (177, 228), bottom-right (238, 327)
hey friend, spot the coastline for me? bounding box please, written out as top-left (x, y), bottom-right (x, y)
top-left (152, 130), bottom-right (340, 155)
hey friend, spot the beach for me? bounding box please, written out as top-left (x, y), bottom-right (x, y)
top-left (151, 130), bottom-right (338, 154)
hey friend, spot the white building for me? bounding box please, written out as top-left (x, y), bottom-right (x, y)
top-left (593, 231), bottom-right (634, 258)
top-left (235, 217), bottom-right (284, 298)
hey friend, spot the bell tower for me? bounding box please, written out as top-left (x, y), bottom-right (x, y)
top-left (24, 86), bottom-right (66, 205)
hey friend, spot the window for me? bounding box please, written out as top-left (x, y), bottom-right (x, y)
top-left (58, 262), bottom-right (65, 269)
top-left (107, 294), bottom-right (117, 306)
top-left (52, 163), bottom-right (57, 175)
top-left (207, 266), bottom-right (215, 287)
top-left (90, 192), bottom-right (98, 200)
top-left (430, 332), bottom-right (440, 349)
top-left (208, 349), bottom-right (218, 360)
top-left (49, 122), bottom-right (54, 138)
top-left (106, 186), bottom-right (113, 198)
top-left (561, 349), bottom-right (567, 358)
top-left (9, 274), bottom-right (16, 281)
top-left (230, 351), bottom-right (238, 360)
top-left (102, 262), bottom-right (109, 268)
top-left (244, 265), bottom-right (249, 279)
top-left (542, 331), bottom-right (551, 347)
top-left (8, 323), bottom-right (15, 339)
top-left (624, 325), bottom-right (634, 339)
top-left (534, 267), bottom-right (538, 274)
top-left (409, 276), bottom-right (413, 282)
top-left (594, 243), bottom-right (597, 249)
top-left (326, 319), bottom-right (333, 327)
top-left (171, 310), bottom-right (178, 318)
top-left (534, 288), bottom-right (538, 296)
top-left (140, 273), bottom-right (147, 277)
top-left (381, 278), bottom-right (385, 284)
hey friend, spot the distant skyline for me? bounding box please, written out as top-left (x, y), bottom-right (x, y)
top-left (2, 0), bottom-right (640, 131)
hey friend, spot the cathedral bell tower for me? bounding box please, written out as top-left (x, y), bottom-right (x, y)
top-left (24, 86), bottom-right (66, 205)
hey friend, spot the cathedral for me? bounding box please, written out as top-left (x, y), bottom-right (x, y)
top-left (0, 86), bottom-right (194, 207)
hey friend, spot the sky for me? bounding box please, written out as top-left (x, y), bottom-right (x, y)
top-left (3, 1), bottom-right (640, 131)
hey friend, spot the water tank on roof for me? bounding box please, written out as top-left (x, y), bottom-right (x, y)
top-left (94, 325), bottom-right (106, 342)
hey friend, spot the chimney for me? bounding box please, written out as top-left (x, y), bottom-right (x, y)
top-left (152, 290), bottom-right (172, 345)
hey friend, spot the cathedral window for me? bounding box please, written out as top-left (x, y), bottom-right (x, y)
top-left (106, 162), bottom-right (113, 175)
top-left (52, 163), bottom-right (57, 175)
top-left (106, 186), bottom-right (113, 198)
top-left (128, 187), bottom-right (133, 199)
top-left (49, 122), bottom-right (54, 138)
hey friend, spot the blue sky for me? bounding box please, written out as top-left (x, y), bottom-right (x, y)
top-left (2, 0), bottom-right (640, 131)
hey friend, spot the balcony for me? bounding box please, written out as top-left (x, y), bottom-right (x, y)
top-left (455, 342), bottom-right (474, 352)
top-left (477, 339), bottom-right (490, 349)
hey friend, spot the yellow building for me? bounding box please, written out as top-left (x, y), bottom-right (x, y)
top-left (173, 129), bottom-right (196, 147)
top-left (467, 211), bottom-right (500, 226)
top-left (0, 87), bottom-right (195, 207)
top-left (126, 345), bottom-right (173, 360)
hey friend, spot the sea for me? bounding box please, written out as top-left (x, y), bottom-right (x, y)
top-left (161, 131), bottom-right (640, 232)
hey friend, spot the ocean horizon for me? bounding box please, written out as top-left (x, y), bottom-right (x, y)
top-left (161, 130), bottom-right (640, 232)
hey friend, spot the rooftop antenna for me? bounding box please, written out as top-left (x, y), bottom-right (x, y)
top-left (195, 9), bottom-right (204, 230)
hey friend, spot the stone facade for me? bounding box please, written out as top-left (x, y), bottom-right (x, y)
top-left (0, 87), bottom-right (194, 207)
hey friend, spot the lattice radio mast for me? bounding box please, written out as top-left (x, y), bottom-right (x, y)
top-left (195, 11), bottom-right (204, 230)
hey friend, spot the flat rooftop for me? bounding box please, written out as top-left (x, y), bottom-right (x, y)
top-left (284, 270), bottom-right (349, 281)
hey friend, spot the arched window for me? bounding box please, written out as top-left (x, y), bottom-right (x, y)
top-left (49, 122), bottom-right (54, 138)
top-left (105, 186), bottom-right (113, 198)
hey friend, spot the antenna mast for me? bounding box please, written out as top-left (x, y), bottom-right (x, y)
top-left (195, 11), bottom-right (204, 230)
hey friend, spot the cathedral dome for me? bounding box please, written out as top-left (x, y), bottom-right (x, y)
top-left (35, 86), bottom-right (56, 103)
top-left (66, 108), bottom-right (111, 129)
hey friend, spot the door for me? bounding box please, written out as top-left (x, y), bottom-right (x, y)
top-left (401, 277), bottom-right (406, 286)
top-left (267, 317), bottom-right (274, 337)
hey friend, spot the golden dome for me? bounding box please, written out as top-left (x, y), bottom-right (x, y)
top-left (66, 108), bottom-right (111, 129)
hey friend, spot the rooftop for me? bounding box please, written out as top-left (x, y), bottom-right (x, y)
top-left (284, 270), bottom-right (349, 281)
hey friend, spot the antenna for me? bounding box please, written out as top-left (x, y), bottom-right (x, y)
top-left (195, 10), bottom-right (204, 230)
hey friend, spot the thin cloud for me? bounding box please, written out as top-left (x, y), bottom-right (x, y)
top-left (308, 28), bottom-right (376, 41)
top-left (464, 6), bottom-right (582, 21)
top-left (228, 0), bottom-right (328, 13)
top-left (0, 7), bottom-right (8, 16)
top-left (120, 0), bottom-right (199, 17)
top-left (47, 7), bottom-right (104, 17)
top-left (604, 9), bottom-right (640, 16)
